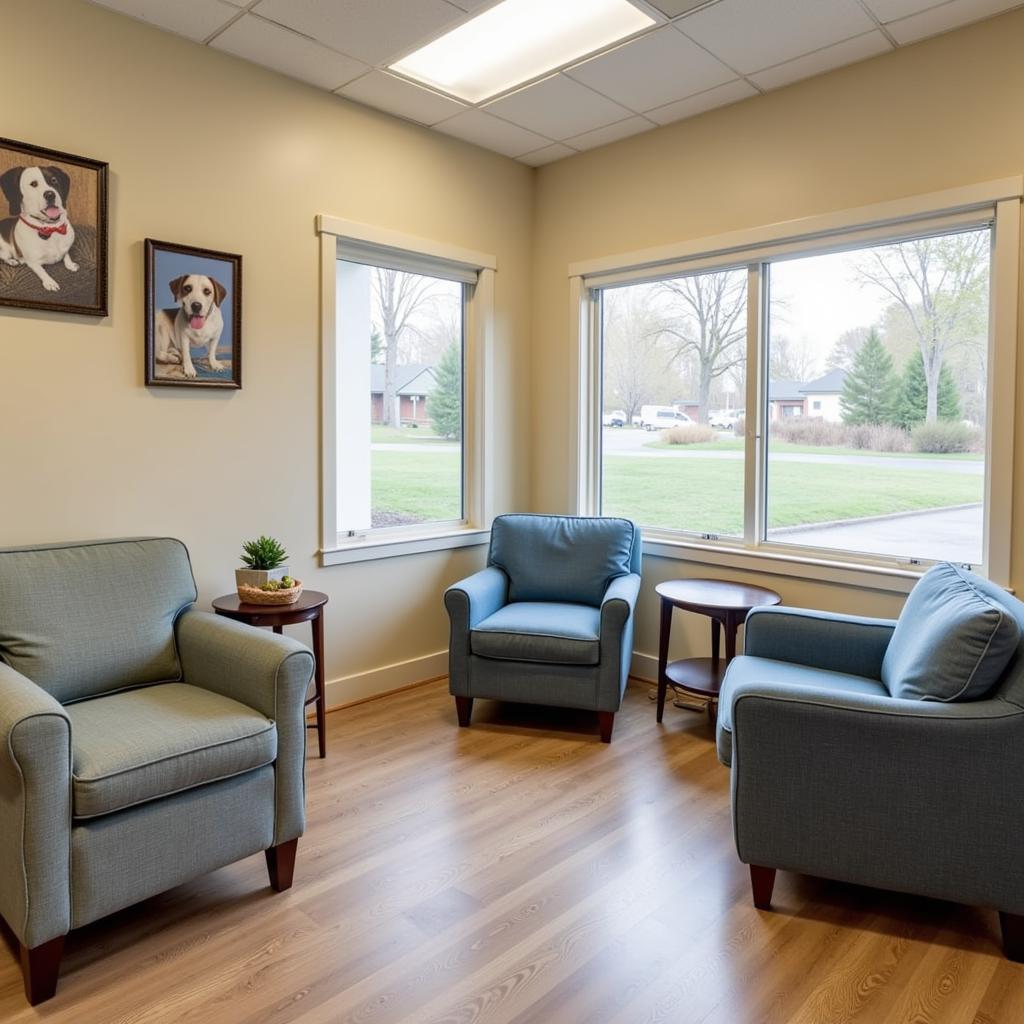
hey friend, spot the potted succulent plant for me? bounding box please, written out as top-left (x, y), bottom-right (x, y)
top-left (236, 535), bottom-right (290, 590)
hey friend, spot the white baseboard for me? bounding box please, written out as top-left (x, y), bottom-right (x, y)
top-left (323, 649), bottom-right (448, 710)
top-left (630, 650), bottom-right (658, 683)
top-left (319, 648), bottom-right (655, 714)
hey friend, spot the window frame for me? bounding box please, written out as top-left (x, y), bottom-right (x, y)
top-left (571, 179), bottom-right (1022, 591)
top-left (318, 215), bottom-right (496, 565)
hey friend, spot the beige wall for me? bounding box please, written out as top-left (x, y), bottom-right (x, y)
top-left (1, 0), bottom-right (533, 703)
top-left (532, 9), bottom-right (1024, 662)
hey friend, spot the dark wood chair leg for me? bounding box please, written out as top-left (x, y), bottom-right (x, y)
top-left (455, 696), bottom-right (473, 727)
top-left (20, 935), bottom-right (64, 1006)
top-left (266, 838), bottom-right (298, 892)
top-left (1000, 911), bottom-right (1024, 962)
top-left (750, 864), bottom-right (777, 909)
top-left (598, 711), bottom-right (615, 744)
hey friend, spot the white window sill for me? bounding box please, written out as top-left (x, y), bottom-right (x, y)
top-left (321, 526), bottom-right (490, 566)
top-left (642, 535), bottom-right (923, 594)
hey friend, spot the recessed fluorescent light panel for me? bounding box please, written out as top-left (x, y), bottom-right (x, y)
top-left (390, 0), bottom-right (657, 104)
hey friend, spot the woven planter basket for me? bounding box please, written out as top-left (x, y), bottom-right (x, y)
top-left (236, 580), bottom-right (303, 606)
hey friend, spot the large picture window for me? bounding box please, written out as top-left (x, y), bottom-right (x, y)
top-left (580, 181), bottom-right (1019, 582)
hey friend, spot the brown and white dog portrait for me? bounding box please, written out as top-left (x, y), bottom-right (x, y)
top-left (155, 274), bottom-right (227, 379)
top-left (0, 165), bottom-right (77, 292)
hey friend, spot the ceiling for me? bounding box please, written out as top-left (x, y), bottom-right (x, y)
top-left (87, 0), bottom-right (1024, 165)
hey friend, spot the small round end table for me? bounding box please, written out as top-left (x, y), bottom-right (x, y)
top-left (656, 579), bottom-right (781, 727)
top-left (212, 590), bottom-right (329, 758)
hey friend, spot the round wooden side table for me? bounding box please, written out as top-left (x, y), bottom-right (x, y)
top-left (655, 579), bottom-right (781, 726)
top-left (212, 590), bottom-right (329, 758)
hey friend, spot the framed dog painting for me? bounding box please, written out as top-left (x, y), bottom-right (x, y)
top-left (145, 239), bottom-right (242, 389)
top-left (0, 137), bottom-right (108, 316)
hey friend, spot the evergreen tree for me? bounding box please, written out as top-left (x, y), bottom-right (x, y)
top-left (895, 351), bottom-right (961, 428)
top-left (839, 328), bottom-right (897, 425)
top-left (427, 343), bottom-right (462, 440)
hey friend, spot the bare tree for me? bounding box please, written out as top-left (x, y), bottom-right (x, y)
top-left (826, 325), bottom-right (872, 372)
top-left (602, 286), bottom-right (672, 423)
top-left (657, 269), bottom-right (747, 423)
top-left (372, 269), bottom-right (443, 427)
top-left (854, 231), bottom-right (988, 423)
top-left (770, 333), bottom-right (819, 382)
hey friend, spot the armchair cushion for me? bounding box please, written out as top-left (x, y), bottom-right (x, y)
top-left (66, 683), bottom-right (276, 819)
top-left (882, 562), bottom-right (1020, 702)
top-left (471, 602), bottom-right (601, 665)
top-left (717, 655), bottom-right (888, 766)
top-left (488, 514), bottom-right (637, 606)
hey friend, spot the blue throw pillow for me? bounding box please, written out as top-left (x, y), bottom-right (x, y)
top-left (882, 562), bottom-right (1020, 702)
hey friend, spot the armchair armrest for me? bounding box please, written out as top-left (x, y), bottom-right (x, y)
top-left (597, 572), bottom-right (641, 711)
top-left (0, 663), bottom-right (72, 948)
top-left (444, 567), bottom-right (509, 632)
top-left (743, 606), bottom-right (897, 680)
top-left (729, 682), bottom-right (1024, 912)
top-left (175, 610), bottom-right (314, 845)
top-left (600, 572), bottom-right (641, 634)
top-left (444, 567), bottom-right (509, 699)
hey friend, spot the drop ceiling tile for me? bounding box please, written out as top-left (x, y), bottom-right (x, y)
top-left (252, 0), bottom-right (466, 64)
top-left (519, 144), bottom-right (577, 166)
top-left (87, 0), bottom-right (239, 42)
top-left (211, 15), bottom-right (368, 89)
top-left (338, 71), bottom-right (466, 126)
top-left (749, 30), bottom-right (892, 90)
top-left (566, 27), bottom-right (735, 113)
top-left (861, 0), bottom-right (944, 20)
top-left (645, 78), bottom-right (757, 125)
top-left (680, 0), bottom-right (876, 74)
top-left (566, 115), bottom-right (656, 151)
top-left (434, 110), bottom-right (550, 158)
top-left (483, 75), bottom-right (633, 141)
top-left (885, 0), bottom-right (1022, 43)
top-left (647, 0), bottom-right (717, 14)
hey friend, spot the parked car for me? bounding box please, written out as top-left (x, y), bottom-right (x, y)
top-left (602, 409), bottom-right (627, 427)
top-left (639, 405), bottom-right (694, 431)
top-left (710, 409), bottom-right (744, 430)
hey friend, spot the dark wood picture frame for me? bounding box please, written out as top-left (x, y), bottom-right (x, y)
top-left (0, 137), bottom-right (108, 317)
top-left (144, 238), bottom-right (242, 390)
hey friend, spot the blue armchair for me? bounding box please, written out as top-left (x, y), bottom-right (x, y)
top-left (717, 563), bottom-right (1024, 960)
top-left (444, 514), bottom-right (641, 743)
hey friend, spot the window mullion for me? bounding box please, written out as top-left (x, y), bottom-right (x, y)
top-left (743, 263), bottom-right (766, 547)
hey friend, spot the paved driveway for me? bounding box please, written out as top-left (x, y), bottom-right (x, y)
top-left (770, 505), bottom-right (983, 564)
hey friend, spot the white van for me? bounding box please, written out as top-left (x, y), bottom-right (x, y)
top-left (639, 405), bottom-right (693, 431)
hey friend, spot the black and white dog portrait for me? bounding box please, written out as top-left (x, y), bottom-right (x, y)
top-left (0, 138), bottom-right (107, 316)
top-left (0, 164), bottom-right (78, 292)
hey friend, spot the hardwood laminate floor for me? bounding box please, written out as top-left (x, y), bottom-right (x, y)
top-left (2, 679), bottom-right (1022, 1023)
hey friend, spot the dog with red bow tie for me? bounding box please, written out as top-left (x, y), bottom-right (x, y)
top-left (0, 164), bottom-right (78, 293)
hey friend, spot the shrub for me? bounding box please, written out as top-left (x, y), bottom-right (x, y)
top-left (845, 424), bottom-right (911, 453)
top-left (661, 423), bottom-right (717, 445)
top-left (910, 421), bottom-right (981, 454)
top-left (771, 417), bottom-right (846, 447)
top-left (732, 416), bottom-right (745, 437)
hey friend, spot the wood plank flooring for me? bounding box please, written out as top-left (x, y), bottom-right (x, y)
top-left (2, 679), bottom-right (1023, 1023)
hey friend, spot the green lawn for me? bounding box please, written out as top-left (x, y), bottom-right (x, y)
top-left (372, 449), bottom-right (462, 523)
top-left (371, 446), bottom-right (982, 533)
top-left (602, 455), bottom-right (982, 535)
top-left (643, 438), bottom-right (984, 460)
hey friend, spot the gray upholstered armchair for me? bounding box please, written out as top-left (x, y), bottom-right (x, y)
top-left (0, 538), bottom-right (313, 1004)
top-left (717, 563), bottom-right (1024, 960)
top-left (445, 514), bottom-right (641, 743)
